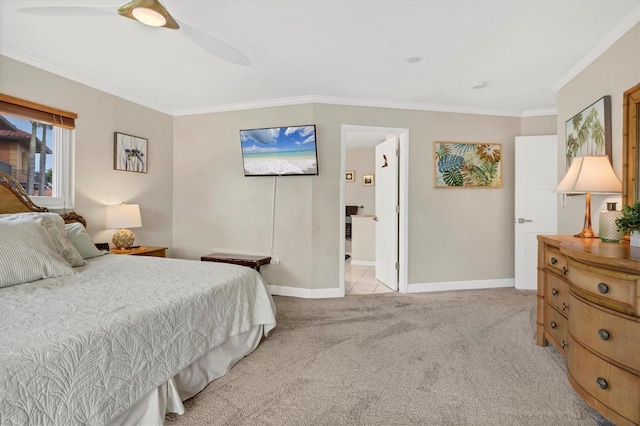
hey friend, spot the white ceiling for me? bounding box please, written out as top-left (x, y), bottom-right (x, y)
top-left (0, 0), bottom-right (639, 118)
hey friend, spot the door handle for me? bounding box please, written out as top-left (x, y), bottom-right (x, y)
top-left (517, 218), bottom-right (532, 223)
top-left (373, 216), bottom-right (378, 221)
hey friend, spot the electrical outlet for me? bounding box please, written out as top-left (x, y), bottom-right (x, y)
top-left (271, 255), bottom-right (280, 264)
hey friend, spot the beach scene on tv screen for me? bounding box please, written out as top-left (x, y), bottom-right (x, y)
top-left (241, 125), bottom-right (318, 175)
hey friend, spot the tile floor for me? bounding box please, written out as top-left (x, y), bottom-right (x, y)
top-left (345, 258), bottom-right (394, 295)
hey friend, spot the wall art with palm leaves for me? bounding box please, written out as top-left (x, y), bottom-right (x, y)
top-left (565, 96), bottom-right (611, 169)
top-left (434, 142), bottom-right (502, 188)
top-left (114, 132), bottom-right (147, 173)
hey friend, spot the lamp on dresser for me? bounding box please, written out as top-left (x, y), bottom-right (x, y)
top-left (105, 202), bottom-right (142, 249)
top-left (553, 155), bottom-right (622, 238)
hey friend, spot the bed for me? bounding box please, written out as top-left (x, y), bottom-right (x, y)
top-left (0, 172), bottom-right (277, 425)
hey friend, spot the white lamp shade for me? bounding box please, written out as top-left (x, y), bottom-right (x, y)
top-left (105, 203), bottom-right (142, 229)
top-left (553, 155), bottom-right (622, 194)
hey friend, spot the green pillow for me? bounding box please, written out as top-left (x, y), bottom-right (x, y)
top-left (65, 222), bottom-right (107, 259)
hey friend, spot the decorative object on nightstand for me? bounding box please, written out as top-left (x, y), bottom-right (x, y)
top-left (598, 202), bottom-right (623, 242)
top-left (105, 203), bottom-right (142, 249)
top-left (553, 155), bottom-right (622, 238)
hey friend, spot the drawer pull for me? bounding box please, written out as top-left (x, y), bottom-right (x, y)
top-left (551, 288), bottom-right (558, 296)
top-left (562, 266), bottom-right (568, 275)
top-left (597, 283), bottom-right (609, 294)
top-left (561, 302), bottom-right (568, 312)
top-left (561, 340), bottom-right (568, 350)
top-left (550, 257), bottom-right (558, 265)
top-left (596, 378), bottom-right (608, 390)
top-left (598, 329), bottom-right (610, 340)
top-left (550, 321), bottom-right (557, 329)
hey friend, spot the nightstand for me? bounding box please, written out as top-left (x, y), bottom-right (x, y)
top-left (111, 246), bottom-right (167, 258)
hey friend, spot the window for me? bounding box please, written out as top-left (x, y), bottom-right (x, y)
top-left (0, 94), bottom-right (76, 209)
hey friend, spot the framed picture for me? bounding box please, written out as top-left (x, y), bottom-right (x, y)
top-left (565, 95), bottom-right (611, 169)
top-left (363, 174), bottom-right (374, 186)
top-left (433, 142), bottom-right (502, 188)
top-left (345, 170), bottom-right (355, 182)
top-left (114, 132), bottom-right (147, 173)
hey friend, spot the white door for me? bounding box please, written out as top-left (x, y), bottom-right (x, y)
top-left (515, 135), bottom-right (558, 290)
top-left (375, 136), bottom-right (398, 290)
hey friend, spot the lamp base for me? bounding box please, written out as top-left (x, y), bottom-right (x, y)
top-left (112, 228), bottom-right (135, 249)
top-left (574, 192), bottom-right (598, 238)
top-left (574, 228), bottom-right (598, 238)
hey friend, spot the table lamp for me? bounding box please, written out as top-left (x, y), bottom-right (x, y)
top-left (105, 203), bottom-right (142, 249)
top-left (553, 155), bottom-right (622, 238)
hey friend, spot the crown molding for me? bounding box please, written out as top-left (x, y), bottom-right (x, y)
top-left (521, 108), bottom-right (557, 118)
top-left (553, 4), bottom-right (640, 92)
top-left (173, 94), bottom-right (525, 117)
top-left (4, 45), bottom-right (552, 119)
top-left (172, 95), bottom-right (316, 116)
top-left (0, 45), bottom-right (174, 116)
top-left (308, 96), bottom-right (524, 117)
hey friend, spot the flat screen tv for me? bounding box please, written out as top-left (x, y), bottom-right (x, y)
top-left (240, 125), bottom-right (318, 176)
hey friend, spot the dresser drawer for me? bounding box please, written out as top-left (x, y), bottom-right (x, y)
top-left (568, 336), bottom-right (640, 424)
top-left (569, 294), bottom-right (640, 372)
top-left (567, 258), bottom-right (639, 316)
top-left (545, 272), bottom-right (570, 314)
top-left (544, 302), bottom-right (568, 353)
top-left (545, 246), bottom-right (567, 277)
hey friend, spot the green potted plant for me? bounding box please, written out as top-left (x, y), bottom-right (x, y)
top-left (616, 201), bottom-right (640, 247)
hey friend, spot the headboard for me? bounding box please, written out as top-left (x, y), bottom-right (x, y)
top-left (0, 171), bottom-right (87, 227)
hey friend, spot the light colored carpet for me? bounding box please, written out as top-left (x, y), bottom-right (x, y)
top-left (166, 288), bottom-right (612, 426)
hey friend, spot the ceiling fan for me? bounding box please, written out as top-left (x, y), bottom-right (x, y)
top-left (16, 0), bottom-right (251, 66)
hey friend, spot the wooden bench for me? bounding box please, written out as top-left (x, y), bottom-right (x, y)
top-left (200, 252), bottom-right (271, 273)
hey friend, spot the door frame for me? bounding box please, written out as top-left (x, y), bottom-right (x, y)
top-left (339, 124), bottom-right (409, 295)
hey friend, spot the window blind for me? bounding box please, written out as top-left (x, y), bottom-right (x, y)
top-left (0, 94), bottom-right (76, 129)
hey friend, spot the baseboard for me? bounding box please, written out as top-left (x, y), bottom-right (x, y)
top-left (268, 278), bottom-right (514, 298)
top-left (268, 284), bottom-right (343, 299)
top-left (408, 278), bottom-right (515, 293)
top-left (350, 260), bottom-right (375, 266)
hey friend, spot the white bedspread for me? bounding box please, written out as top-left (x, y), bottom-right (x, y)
top-left (0, 255), bottom-right (276, 425)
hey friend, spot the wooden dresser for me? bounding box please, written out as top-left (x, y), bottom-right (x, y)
top-left (537, 235), bottom-right (640, 425)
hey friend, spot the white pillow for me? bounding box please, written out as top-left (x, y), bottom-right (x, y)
top-left (65, 222), bottom-right (107, 259)
top-left (0, 212), bottom-right (85, 267)
top-left (0, 215), bottom-right (76, 288)
top-left (37, 213), bottom-right (86, 267)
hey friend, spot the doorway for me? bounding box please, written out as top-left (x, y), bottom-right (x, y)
top-left (339, 125), bottom-right (409, 296)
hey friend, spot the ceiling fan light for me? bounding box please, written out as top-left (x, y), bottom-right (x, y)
top-left (132, 7), bottom-right (165, 27)
top-left (118, 0), bottom-right (179, 29)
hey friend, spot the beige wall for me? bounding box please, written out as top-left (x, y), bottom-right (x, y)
top-left (315, 105), bottom-right (523, 285)
top-left (521, 115), bottom-right (557, 136)
top-left (3, 51), bottom-right (565, 293)
top-left (173, 103), bottom-right (528, 289)
top-left (345, 146), bottom-right (375, 216)
top-left (0, 56), bottom-right (174, 250)
top-left (556, 23), bottom-right (640, 234)
top-left (172, 105), bottom-right (316, 289)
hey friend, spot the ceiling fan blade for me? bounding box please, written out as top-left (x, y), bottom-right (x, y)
top-left (17, 7), bottom-right (112, 17)
top-left (16, 6), bottom-right (251, 66)
top-left (179, 21), bottom-right (250, 66)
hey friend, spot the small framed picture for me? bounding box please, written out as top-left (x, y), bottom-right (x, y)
top-left (363, 174), bottom-right (374, 186)
top-left (345, 170), bottom-right (355, 182)
top-left (114, 132), bottom-right (147, 173)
